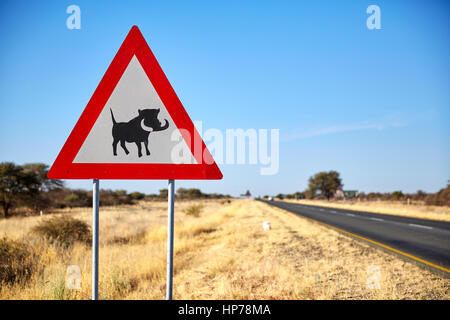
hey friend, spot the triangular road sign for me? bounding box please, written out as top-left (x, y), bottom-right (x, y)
top-left (48, 26), bottom-right (222, 180)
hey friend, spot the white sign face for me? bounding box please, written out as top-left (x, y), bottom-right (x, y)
top-left (73, 56), bottom-right (196, 164)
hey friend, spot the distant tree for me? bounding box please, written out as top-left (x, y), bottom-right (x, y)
top-left (177, 188), bottom-right (204, 199)
top-left (129, 192), bottom-right (145, 200)
top-left (22, 163), bottom-right (64, 212)
top-left (159, 189), bottom-right (168, 198)
top-left (304, 189), bottom-right (314, 199)
top-left (391, 191), bottom-right (404, 200)
top-left (0, 162), bottom-right (41, 217)
top-left (22, 163), bottom-right (64, 191)
top-left (308, 171), bottom-right (343, 201)
top-left (99, 189), bottom-right (132, 206)
top-left (65, 189), bottom-right (92, 208)
top-left (367, 192), bottom-right (379, 200)
top-left (293, 192), bottom-right (305, 199)
top-left (276, 193), bottom-right (284, 200)
top-left (208, 193), bottom-right (227, 199)
top-left (425, 182), bottom-right (450, 206)
top-left (176, 188), bottom-right (186, 198)
top-left (414, 190), bottom-right (427, 201)
top-left (188, 188), bottom-right (204, 198)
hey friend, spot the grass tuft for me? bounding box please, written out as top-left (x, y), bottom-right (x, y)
top-left (183, 204), bottom-right (203, 217)
top-left (31, 216), bottom-right (91, 248)
top-left (0, 237), bottom-right (35, 287)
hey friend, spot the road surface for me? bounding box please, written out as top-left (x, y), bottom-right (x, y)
top-left (260, 200), bottom-right (450, 275)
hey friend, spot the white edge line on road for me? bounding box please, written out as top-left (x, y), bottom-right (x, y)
top-left (347, 213), bottom-right (355, 217)
top-left (370, 217), bottom-right (384, 222)
top-left (330, 210), bottom-right (337, 213)
top-left (409, 223), bottom-right (433, 230)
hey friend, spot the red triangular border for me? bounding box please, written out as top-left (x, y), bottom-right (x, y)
top-left (48, 26), bottom-right (222, 180)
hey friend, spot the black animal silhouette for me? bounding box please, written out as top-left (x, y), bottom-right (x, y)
top-left (110, 108), bottom-right (169, 157)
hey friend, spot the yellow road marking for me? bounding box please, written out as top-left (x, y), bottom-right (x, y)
top-left (273, 204), bottom-right (450, 274)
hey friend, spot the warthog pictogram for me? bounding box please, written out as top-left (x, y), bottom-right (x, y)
top-left (110, 108), bottom-right (169, 157)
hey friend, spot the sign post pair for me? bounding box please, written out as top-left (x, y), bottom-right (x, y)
top-left (48, 26), bottom-right (222, 300)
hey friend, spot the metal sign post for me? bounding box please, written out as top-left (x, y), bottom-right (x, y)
top-left (166, 179), bottom-right (175, 300)
top-left (92, 179), bottom-right (100, 300)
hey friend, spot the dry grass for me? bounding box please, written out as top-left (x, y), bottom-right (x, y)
top-left (283, 199), bottom-right (450, 222)
top-left (0, 238), bottom-right (36, 286)
top-left (31, 216), bottom-right (91, 248)
top-left (183, 204), bottom-right (203, 218)
top-left (0, 199), bottom-right (448, 300)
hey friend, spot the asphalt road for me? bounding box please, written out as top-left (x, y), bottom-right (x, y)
top-left (260, 200), bottom-right (450, 274)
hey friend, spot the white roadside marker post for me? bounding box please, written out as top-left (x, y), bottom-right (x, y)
top-left (92, 179), bottom-right (100, 300)
top-left (166, 179), bottom-right (175, 300)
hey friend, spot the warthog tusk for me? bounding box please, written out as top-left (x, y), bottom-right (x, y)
top-left (140, 119), bottom-right (153, 132)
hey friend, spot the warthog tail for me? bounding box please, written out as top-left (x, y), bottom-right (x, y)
top-left (110, 108), bottom-right (116, 124)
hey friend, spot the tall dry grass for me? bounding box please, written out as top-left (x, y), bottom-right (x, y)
top-left (0, 200), bottom-right (231, 299)
top-left (0, 199), bottom-right (448, 299)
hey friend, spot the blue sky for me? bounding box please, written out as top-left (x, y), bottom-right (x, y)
top-left (0, 0), bottom-right (449, 196)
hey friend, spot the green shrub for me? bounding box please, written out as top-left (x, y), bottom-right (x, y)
top-left (64, 189), bottom-right (92, 208)
top-left (183, 204), bottom-right (203, 217)
top-left (130, 192), bottom-right (145, 201)
top-left (391, 191), bottom-right (404, 200)
top-left (31, 216), bottom-right (91, 247)
top-left (100, 189), bottom-right (132, 206)
top-left (0, 237), bottom-right (35, 286)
